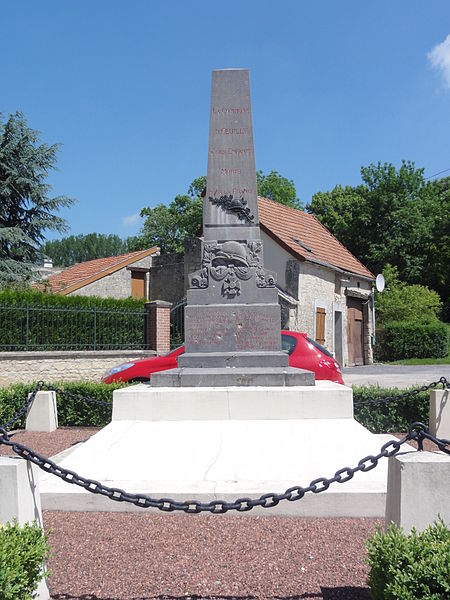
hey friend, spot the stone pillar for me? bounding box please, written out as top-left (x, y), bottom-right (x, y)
top-left (26, 391), bottom-right (58, 432)
top-left (385, 451), bottom-right (450, 533)
top-left (145, 301), bottom-right (172, 354)
top-left (0, 457), bottom-right (50, 599)
top-left (429, 388), bottom-right (449, 440)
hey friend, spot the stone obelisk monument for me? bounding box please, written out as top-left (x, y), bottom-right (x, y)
top-left (152, 69), bottom-right (313, 386)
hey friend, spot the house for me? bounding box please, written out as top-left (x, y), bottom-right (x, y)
top-left (150, 198), bottom-right (375, 366)
top-left (258, 197), bottom-right (375, 366)
top-left (39, 247), bottom-right (159, 300)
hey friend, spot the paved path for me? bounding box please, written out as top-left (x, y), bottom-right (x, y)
top-left (343, 364), bottom-right (450, 388)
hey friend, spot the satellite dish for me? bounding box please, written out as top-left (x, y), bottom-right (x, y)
top-left (375, 274), bottom-right (385, 293)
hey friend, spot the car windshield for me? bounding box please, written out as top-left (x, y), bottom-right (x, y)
top-left (306, 336), bottom-right (333, 357)
top-left (281, 334), bottom-right (297, 355)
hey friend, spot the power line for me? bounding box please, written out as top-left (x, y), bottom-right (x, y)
top-left (425, 167), bottom-right (450, 180)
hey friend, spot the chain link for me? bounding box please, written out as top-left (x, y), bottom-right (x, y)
top-left (354, 377), bottom-right (449, 408)
top-left (0, 421), bottom-right (448, 513)
top-left (50, 385), bottom-right (112, 408)
top-left (0, 381), bottom-right (44, 431)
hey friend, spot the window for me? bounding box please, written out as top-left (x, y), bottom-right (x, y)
top-left (315, 306), bottom-right (326, 345)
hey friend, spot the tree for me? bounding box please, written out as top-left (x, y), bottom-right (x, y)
top-left (307, 161), bottom-right (445, 293)
top-left (42, 233), bottom-right (130, 267)
top-left (136, 170), bottom-right (301, 254)
top-left (256, 170), bottom-right (302, 209)
top-left (0, 112), bottom-right (74, 286)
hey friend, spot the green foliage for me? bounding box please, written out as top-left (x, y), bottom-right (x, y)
top-left (366, 517), bottom-right (450, 600)
top-left (136, 170), bottom-right (302, 254)
top-left (0, 288), bottom-right (146, 351)
top-left (0, 112), bottom-right (75, 287)
top-left (0, 519), bottom-right (51, 600)
top-left (375, 321), bottom-right (449, 362)
top-left (375, 265), bottom-right (442, 326)
top-left (136, 193), bottom-right (203, 254)
top-left (0, 380), bottom-right (434, 433)
top-left (256, 170), bottom-right (302, 209)
top-left (0, 381), bottom-right (126, 428)
top-left (353, 385), bottom-right (429, 433)
top-left (41, 233), bottom-right (132, 267)
top-left (307, 161), bottom-right (448, 301)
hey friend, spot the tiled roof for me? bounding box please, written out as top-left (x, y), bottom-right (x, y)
top-left (258, 197), bottom-right (374, 279)
top-left (39, 248), bottom-right (158, 295)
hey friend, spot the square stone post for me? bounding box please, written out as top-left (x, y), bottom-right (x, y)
top-left (144, 300), bottom-right (172, 354)
top-left (0, 457), bottom-right (50, 599)
top-left (429, 388), bottom-right (449, 440)
top-left (26, 391), bottom-right (58, 432)
top-left (385, 451), bottom-right (450, 533)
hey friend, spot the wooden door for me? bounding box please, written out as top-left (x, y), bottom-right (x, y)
top-left (347, 297), bottom-right (364, 365)
top-left (315, 307), bottom-right (326, 345)
top-left (131, 271), bottom-right (146, 299)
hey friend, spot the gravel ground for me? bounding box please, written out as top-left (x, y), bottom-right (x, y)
top-left (44, 512), bottom-right (380, 599)
top-left (0, 427), bottom-right (443, 599)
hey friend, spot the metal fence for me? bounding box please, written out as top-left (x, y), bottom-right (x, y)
top-left (0, 303), bottom-right (148, 351)
top-left (170, 298), bottom-right (186, 348)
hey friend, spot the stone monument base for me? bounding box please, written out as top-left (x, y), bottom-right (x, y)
top-left (38, 382), bottom-right (410, 517)
top-left (151, 366), bottom-right (314, 387)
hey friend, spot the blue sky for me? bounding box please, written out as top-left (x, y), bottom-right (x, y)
top-left (2, 1), bottom-right (449, 240)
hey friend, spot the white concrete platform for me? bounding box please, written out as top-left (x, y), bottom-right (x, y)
top-left (39, 382), bottom-right (412, 516)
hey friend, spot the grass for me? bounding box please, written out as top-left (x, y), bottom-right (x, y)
top-left (388, 355), bottom-right (450, 365)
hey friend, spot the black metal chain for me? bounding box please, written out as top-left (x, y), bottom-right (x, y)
top-left (354, 377), bottom-right (449, 408)
top-left (0, 381), bottom-right (44, 431)
top-left (0, 421), bottom-right (448, 513)
top-left (50, 386), bottom-right (112, 408)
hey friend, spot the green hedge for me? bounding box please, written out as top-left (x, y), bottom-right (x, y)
top-left (375, 320), bottom-right (449, 362)
top-left (0, 288), bottom-right (146, 351)
top-left (366, 517), bottom-right (450, 599)
top-left (0, 381), bottom-right (127, 428)
top-left (353, 385), bottom-right (429, 433)
top-left (0, 381), bottom-right (436, 434)
top-left (0, 519), bottom-right (51, 600)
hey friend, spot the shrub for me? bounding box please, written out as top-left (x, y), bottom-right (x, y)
top-left (366, 517), bottom-right (450, 600)
top-left (375, 265), bottom-right (442, 326)
top-left (353, 385), bottom-right (429, 433)
top-left (375, 320), bottom-right (449, 361)
top-left (0, 381), bottom-right (127, 429)
top-left (0, 519), bottom-right (51, 600)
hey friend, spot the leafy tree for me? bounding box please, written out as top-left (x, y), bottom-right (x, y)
top-left (307, 161), bottom-right (446, 294)
top-left (256, 170), bottom-right (302, 209)
top-left (136, 170), bottom-right (301, 254)
top-left (42, 233), bottom-right (130, 267)
top-left (0, 112), bottom-right (74, 286)
top-left (375, 265), bottom-right (442, 326)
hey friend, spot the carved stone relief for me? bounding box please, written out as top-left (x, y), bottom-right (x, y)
top-left (189, 239), bottom-right (276, 298)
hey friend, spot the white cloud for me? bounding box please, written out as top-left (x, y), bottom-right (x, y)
top-left (428, 34), bottom-right (450, 88)
top-left (122, 213), bottom-right (142, 226)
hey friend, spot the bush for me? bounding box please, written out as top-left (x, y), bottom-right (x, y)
top-left (375, 320), bottom-right (449, 362)
top-left (0, 288), bottom-right (146, 351)
top-left (366, 517), bottom-right (450, 600)
top-left (353, 385), bottom-right (429, 433)
top-left (375, 265), bottom-right (442, 326)
top-left (0, 519), bottom-right (51, 600)
top-left (0, 381), bottom-right (127, 428)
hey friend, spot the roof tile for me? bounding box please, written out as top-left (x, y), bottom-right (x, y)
top-left (258, 197), bottom-right (373, 279)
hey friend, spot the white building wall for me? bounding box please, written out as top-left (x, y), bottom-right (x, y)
top-left (260, 230), bottom-right (292, 290)
top-left (68, 256), bottom-right (153, 299)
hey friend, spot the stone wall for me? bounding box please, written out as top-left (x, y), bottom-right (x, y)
top-left (0, 350), bottom-right (157, 386)
top-left (68, 256), bottom-right (153, 299)
top-left (149, 253), bottom-right (185, 304)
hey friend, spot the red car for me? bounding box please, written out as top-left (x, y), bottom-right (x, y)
top-left (102, 331), bottom-right (344, 384)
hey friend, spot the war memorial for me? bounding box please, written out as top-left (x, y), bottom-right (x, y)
top-left (31, 68), bottom-right (415, 517)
